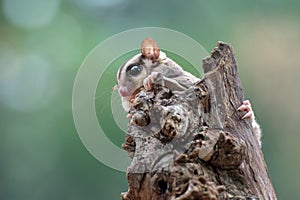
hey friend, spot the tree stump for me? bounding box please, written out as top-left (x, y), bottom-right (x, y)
top-left (121, 42), bottom-right (277, 200)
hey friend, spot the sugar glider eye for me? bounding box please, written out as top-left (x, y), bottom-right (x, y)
top-left (127, 65), bottom-right (142, 76)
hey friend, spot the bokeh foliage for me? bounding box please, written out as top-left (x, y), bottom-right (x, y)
top-left (1, 0), bottom-right (300, 199)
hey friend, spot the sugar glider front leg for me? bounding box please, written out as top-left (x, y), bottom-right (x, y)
top-left (238, 100), bottom-right (262, 146)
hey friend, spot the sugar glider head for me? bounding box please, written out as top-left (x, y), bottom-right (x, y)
top-left (113, 38), bottom-right (166, 98)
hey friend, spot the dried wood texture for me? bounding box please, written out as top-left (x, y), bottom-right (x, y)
top-left (121, 42), bottom-right (277, 200)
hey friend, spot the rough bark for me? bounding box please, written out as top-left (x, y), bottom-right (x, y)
top-left (121, 42), bottom-right (277, 200)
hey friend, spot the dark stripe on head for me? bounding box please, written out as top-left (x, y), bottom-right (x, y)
top-left (117, 54), bottom-right (143, 80)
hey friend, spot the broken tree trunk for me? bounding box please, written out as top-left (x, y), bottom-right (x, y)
top-left (121, 42), bottom-right (277, 200)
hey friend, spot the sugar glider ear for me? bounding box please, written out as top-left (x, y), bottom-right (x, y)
top-left (141, 38), bottom-right (160, 60)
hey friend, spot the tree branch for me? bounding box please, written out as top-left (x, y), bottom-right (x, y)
top-left (121, 42), bottom-right (277, 200)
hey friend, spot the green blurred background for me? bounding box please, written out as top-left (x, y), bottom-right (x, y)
top-left (1, 0), bottom-right (300, 199)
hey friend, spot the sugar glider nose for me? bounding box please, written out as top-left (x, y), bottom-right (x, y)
top-left (118, 86), bottom-right (130, 97)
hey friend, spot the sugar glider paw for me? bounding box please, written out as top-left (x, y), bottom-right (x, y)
top-left (143, 72), bottom-right (164, 90)
top-left (237, 100), bottom-right (255, 120)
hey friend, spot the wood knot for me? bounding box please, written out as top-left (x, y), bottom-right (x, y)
top-left (154, 105), bottom-right (188, 143)
top-left (210, 131), bottom-right (246, 169)
top-left (130, 111), bottom-right (150, 126)
top-left (155, 112), bottom-right (182, 143)
top-left (122, 135), bottom-right (136, 158)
